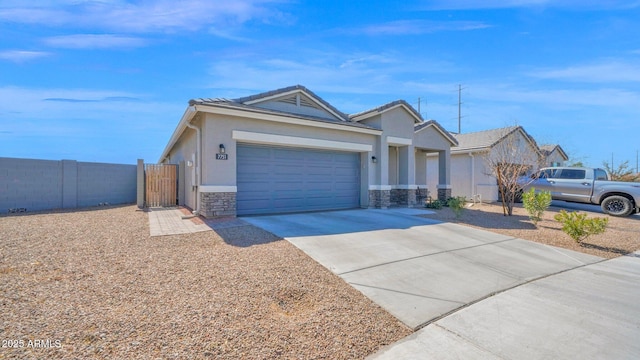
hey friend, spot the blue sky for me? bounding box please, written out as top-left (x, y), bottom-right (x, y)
top-left (1, 0), bottom-right (639, 169)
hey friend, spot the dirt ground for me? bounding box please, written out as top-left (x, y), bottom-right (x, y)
top-left (2, 202), bottom-right (638, 359)
top-left (422, 202), bottom-right (640, 259)
top-left (0, 206), bottom-right (410, 359)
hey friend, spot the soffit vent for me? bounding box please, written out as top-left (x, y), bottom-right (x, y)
top-left (277, 95), bottom-right (297, 105)
top-left (299, 96), bottom-right (320, 109)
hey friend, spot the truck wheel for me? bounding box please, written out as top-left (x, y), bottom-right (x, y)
top-left (601, 195), bottom-right (634, 217)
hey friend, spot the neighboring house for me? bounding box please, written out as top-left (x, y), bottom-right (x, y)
top-left (426, 126), bottom-right (544, 202)
top-left (539, 144), bottom-right (568, 167)
top-left (159, 85), bottom-right (457, 217)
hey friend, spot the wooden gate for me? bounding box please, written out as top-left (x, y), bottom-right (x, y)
top-left (145, 164), bottom-right (177, 207)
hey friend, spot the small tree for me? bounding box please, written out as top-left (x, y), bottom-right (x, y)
top-left (602, 160), bottom-right (640, 182)
top-left (553, 210), bottom-right (609, 244)
top-left (447, 196), bottom-right (466, 218)
top-left (483, 126), bottom-right (542, 216)
top-left (522, 188), bottom-right (551, 226)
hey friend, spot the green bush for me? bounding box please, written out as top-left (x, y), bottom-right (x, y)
top-left (447, 196), bottom-right (466, 218)
top-left (425, 199), bottom-right (444, 209)
top-left (553, 210), bottom-right (609, 244)
top-left (522, 188), bottom-right (552, 226)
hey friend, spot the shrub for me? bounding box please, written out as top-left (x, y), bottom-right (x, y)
top-left (447, 196), bottom-right (466, 218)
top-left (553, 210), bottom-right (609, 244)
top-left (522, 188), bottom-right (552, 226)
top-left (425, 199), bottom-right (444, 209)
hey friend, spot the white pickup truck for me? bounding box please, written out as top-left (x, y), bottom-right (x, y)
top-left (521, 167), bottom-right (640, 217)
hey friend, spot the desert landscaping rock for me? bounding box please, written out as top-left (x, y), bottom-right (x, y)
top-left (1, 206), bottom-right (410, 359)
top-left (423, 202), bottom-right (640, 259)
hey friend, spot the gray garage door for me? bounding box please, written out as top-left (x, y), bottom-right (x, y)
top-left (237, 144), bottom-right (360, 215)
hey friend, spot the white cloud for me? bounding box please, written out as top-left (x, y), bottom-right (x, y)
top-left (0, 50), bottom-right (51, 63)
top-left (0, 0), bottom-right (291, 33)
top-left (43, 34), bottom-right (148, 49)
top-left (0, 86), bottom-right (176, 124)
top-left (420, 0), bottom-right (640, 10)
top-left (529, 60), bottom-right (640, 83)
top-left (346, 20), bottom-right (491, 36)
top-left (205, 52), bottom-right (461, 103)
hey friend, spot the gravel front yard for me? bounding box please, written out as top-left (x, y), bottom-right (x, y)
top-left (1, 206), bottom-right (410, 359)
top-left (422, 202), bottom-right (640, 259)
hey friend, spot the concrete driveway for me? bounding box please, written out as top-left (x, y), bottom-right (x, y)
top-left (243, 208), bottom-right (603, 330)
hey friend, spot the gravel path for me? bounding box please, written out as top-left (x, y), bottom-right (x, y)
top-left (1, 206), bottom-right (410, 359)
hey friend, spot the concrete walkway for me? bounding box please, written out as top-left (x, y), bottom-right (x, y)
top-left (147, 207), bottom-right (212, 236)
top-left (370, 251), bottom-right (640, 359)
top-left (243, 208), bottom-right (603, 330)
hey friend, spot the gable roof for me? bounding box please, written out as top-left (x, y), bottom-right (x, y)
top-left (451, 126), bottom-right (539, 154)
top-left (349, 100), bottom-right (423, 123)
top-left (539, 144), bottom-right (568, 160)
top-left (414, 120), bottom-right (458, 146)
top-left (234, 84), bottom-right (349, 121)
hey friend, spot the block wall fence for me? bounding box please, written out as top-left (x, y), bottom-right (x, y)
top-left (0, 157), bottom-right (137, 213)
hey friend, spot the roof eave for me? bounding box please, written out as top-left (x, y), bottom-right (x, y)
top-left (195, 102), bottom-right (382, 135)
top-left (351, 103), bottom-right (422, 124)
top-left (158, 105), bottom-right (197, 162)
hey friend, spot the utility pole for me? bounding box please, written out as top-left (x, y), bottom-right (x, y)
top-left (611, 153), bottom-right (614, 171)
top-left (417, 97), bottom-right (428, 119)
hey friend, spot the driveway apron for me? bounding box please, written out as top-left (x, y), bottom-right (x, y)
top-left (243, 208), bottom-right (602, 330)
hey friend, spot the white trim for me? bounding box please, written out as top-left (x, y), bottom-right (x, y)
top-left (414, 122), bottom-right (458, 146)
top-left (199, 185), bottom-right (237, 193)
top-left (243, 89), bottom-right (300, 105)
top-left (351, 103), bottom-right (422, 123)
top-left (197, 104), bottom-right (381, 135)
top-left (368, 185), bottom-right (393, 191)
top-left (232, 130), bottom-right (373, 152)
top-left (437, 184), bottom-right (452, 189)
top-left (386, 136), bottom-right (412, 146)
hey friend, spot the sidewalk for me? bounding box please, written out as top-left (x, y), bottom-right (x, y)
top-left (369, 251), bottom-right (640, 359)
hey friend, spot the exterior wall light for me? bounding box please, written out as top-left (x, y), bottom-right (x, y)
top-left (371, 156), bottom-right (377, 163)
top-left (219, 144), bottom-right (225, 154)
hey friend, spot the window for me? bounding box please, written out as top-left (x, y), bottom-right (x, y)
top-left (595, 169), bottom-right (608, 181)
top-left (557, 169), bottom-right (585, 179)
top-left (535, 168), bottom-right (557, 179)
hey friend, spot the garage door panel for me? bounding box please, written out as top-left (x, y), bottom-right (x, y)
top-left (237, 144), bottom-right (360, 215)
top-left (274, 165), bottom-right (303, 176)
top-left (307, 165), bottom-right (333, 175)
top-left (272, 181), bottom-right (304, 191)
top-left (238, 165), bottom-right (271, 177)
top-left (335, 167), bottom-right (359, 176)
top-left (237, 199), bottom-right (271, 210)
top-left (237, 181), bottom-right (272, 192)
top-left (240, 146), bottom-right (271, 159)
top-left (273, 148), bottom-right (305, 160)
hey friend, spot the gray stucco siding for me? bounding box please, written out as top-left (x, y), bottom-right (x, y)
top-left (200, 114), bottom-right (377, 188)
top-left (414, 125), bottom-right (452, 150)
